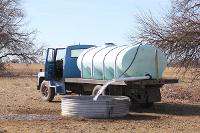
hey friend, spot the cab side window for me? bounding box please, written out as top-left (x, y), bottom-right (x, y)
top-left (47, 49), bottom-right (55, 62)
top-left (56, 49), bottom-right (66, 61)
top-left (71, 49), bottom-right (86, 58)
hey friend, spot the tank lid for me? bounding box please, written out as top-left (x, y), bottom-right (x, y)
top-left (105, 43), bottom-right (116, 46)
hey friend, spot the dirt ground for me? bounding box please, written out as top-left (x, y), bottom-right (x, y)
top-left (0, 65), bottom-right (199, 133)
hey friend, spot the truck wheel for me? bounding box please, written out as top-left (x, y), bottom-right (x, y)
top-left (92, 85), bottom-right (105, 96)
top-left (40, 81), bottom-right (55, 102)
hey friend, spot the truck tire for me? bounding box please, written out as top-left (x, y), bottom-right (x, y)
top-left (92, 85), bottom-right (105, 96)
top-left (40, 81), bottom-right (55, 102)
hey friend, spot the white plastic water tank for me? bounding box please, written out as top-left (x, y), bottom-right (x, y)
top-left (77, 44), bottom-right (167, 80)
top-left (93, 46), bottom-right (118, 79)
top-left (104, 45), bottom-right (129, 80)
top-left (77, 46), bottom-right (105, 79)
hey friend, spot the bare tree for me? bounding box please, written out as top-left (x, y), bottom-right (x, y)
top-left (131, 0), bottom-right (200, 79)
top-left (0, 0), bottom-right (42, 64)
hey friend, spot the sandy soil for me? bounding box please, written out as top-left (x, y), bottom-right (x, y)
top-left (0, 76), bottom-right (199, 133)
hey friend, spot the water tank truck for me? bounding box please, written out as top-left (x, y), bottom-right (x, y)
top-left (37, 44), bottom-right (178, 107)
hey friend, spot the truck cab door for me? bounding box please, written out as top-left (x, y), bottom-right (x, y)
top-left (45, 48), bottom-right (55, 80)
top-left (64, 48), bottom-right (86, 77)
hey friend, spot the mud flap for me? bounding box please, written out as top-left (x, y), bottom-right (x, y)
top-left (49, 81), bottom-right (66, 94)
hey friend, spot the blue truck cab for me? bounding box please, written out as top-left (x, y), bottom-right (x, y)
top-left (37, 44), bottom-right (94, 101)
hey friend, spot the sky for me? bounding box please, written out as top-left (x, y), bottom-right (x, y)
top-left (22, 0), bottom-right (170, 48)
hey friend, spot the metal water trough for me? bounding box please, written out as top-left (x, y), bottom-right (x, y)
top-left (61, 95), bottom-right (130, 118)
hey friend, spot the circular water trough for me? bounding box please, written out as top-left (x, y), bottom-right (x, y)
top-left (61, 96), bottom-right (130, 118)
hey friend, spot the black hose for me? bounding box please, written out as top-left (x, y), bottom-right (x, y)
top-left (118, 44), bottom-right (142, 78)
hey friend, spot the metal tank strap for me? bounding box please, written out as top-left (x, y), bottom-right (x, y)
top-left (155, 49), bottom-right (159, 80)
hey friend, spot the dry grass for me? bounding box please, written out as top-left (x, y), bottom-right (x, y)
top-left (162, 67), bottom-right (200, 104)
top-left (0, 64), bottom-right (199, 132)
top-left (1, 64), bottom-right (200, 104)
top-left (163, 67), bottom-right (199, 81)
top-left (0, 77), bottom-right (60, 115)
top-left (0, 63), bottom-right (199, 104)
top-left (4, 63), bottom-right (44, 76)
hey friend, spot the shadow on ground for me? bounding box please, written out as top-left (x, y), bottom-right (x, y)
top-left (51, 100), bottom-right (61, 103)
top-left (113, 113), bottom-right (160, 121)
top-left (131, 102), bottom-right (200, 116)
